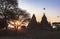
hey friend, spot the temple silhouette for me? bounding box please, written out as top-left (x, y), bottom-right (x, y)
top-left (27, 14), bottom-right (38, 31)
top-left (40, 13), bottom-right (52, 31)
top-left (27, 13), bottom-right (52, 31)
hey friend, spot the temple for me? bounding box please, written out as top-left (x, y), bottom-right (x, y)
top-left (27, 14), bottom-right (37, 30)
top-left (39, 13), bottom-right (52, 30)
top-left (27, 13), bottom-right (52, 31)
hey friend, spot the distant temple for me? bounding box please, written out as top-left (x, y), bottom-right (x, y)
top-left (39, 13), bottom-right (52, 31)
top-left (27, 14), bottom-right (37, 30)
top-left (27, 13), bottom-right (52, 31)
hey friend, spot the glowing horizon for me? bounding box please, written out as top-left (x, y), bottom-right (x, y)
top-left (18, 0), bottom-right (60, 22)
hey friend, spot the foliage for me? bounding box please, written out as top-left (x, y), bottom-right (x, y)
top-left (0, 0), bottom-right (30, 29)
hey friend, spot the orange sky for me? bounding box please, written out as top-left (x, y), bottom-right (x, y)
top-left (36, 15), bottom-right (60, 23)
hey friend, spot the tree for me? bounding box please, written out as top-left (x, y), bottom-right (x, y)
top-left (0, 19), bottom-right (8, 29)
top-left (7, 8), bottom-right (30, 30)
top-left (0, 0), bottom-right (18, 18)
top-left (0, 0), bottom-right (18, 29)
top-left (0, 0), bottom-right (30, 30)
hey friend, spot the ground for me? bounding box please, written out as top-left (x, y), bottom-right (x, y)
top-left (0, 31), bottom-right (60, 39)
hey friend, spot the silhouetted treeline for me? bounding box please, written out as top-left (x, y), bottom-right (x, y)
top-left (0, 0), bottom-right (30, 29)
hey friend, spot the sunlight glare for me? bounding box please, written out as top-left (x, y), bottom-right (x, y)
top-left (8, 24), bottom-right (14, 28)
top-left (53, 26), bottom-right (56, 28)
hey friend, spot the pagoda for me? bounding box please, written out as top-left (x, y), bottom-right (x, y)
top-left (40, 13), bottom-right (52, 31)
top-left (27, 14), bottom-right (37, 30)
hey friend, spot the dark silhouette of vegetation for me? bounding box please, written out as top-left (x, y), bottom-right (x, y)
top-left (0, 0), bottom-right (18, 29)
top-left (0, 1), bottom-right (60, 39)
top-left (0, 0), bottom-right (30, 29)
top-left (0, 19), bottom-right (8, 29)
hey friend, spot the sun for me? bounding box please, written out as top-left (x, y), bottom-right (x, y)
top-left (8, 20), bottom-right (22, 30)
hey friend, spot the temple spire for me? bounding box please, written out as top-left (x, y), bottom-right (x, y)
top-left (27, 14), bottom-right (37, 30)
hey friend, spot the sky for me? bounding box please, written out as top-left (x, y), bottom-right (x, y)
top-left (18, 0), bottom-right (60, 22)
